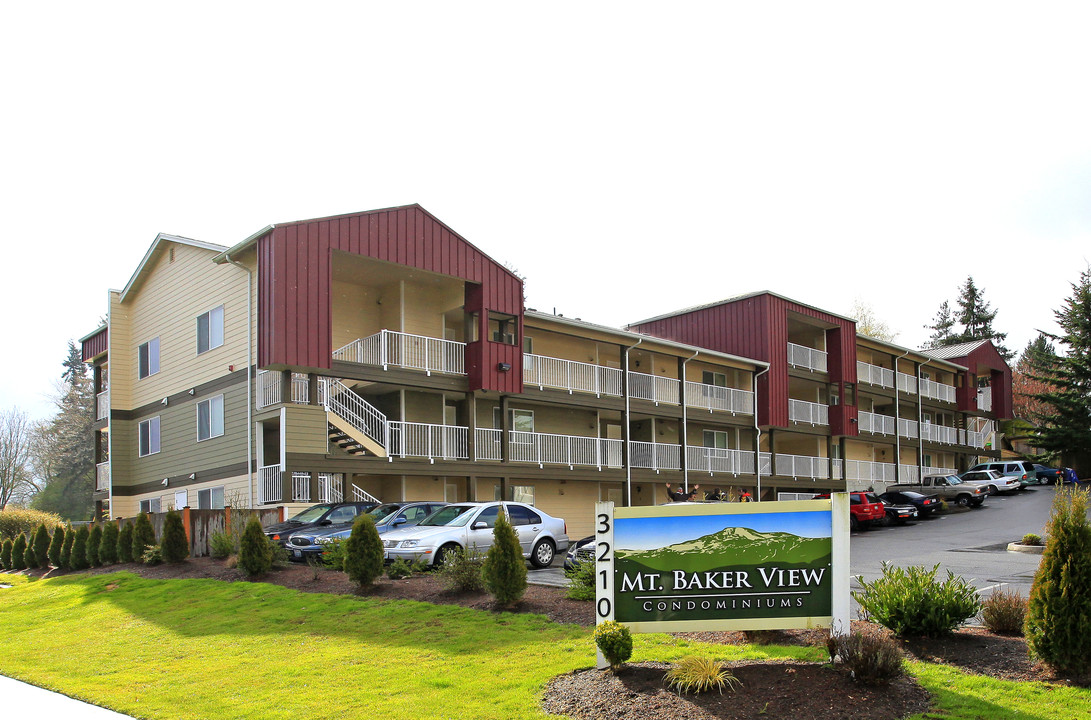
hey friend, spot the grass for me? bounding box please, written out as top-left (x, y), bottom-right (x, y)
top-left (0, 572), bottom-right (1087, 719)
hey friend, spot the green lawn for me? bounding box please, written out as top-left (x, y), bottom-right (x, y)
top-left (0, 572), bottom-right (1086, 719)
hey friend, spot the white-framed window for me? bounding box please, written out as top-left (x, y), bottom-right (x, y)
top-left (509, 485), bottom-right (535, 505)
top-left (197, 305), bottom-right (225, 355)
top-left (138, 337), bottom-right (160, 379)
top-left (492, 407), bottom-right (535, 432)
top-left (138, 416), bottom-right (161, 457)
top-left (139, 498), bottom-right (161, 513)
top-left (703, 430), bottom-right (728, 449)
top-left (523, 336), bottom-right (533, 354)
top-left (198, 486), bottom-right (225, 510)
top-left (173, 490), bottom-right (188, 510)
top-left (702, 371), bottom-right (727, 387)
top-left (197, 395), bottom-right (225, 441)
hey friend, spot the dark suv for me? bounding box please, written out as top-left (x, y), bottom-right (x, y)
top-left (263, 501), bottom-right (378, 546)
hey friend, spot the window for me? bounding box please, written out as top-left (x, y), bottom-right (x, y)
top-left (509, 485), bottom-right (535, 505)
top-left (138, 337), bottom-right (160, 379)
top-left (197, 305), bottom-right (225, 354)
top-left (703, 430), bottom-right (728, 449)
top-left (488, 311), bottom-right (518, 345)
top-left (507, 503), bottom-right (541, 525)
top-left (326, 506), bottom-right (359, 524)
top-left (139, 498), bottom-right (161, 513)
top-left (197, 486), bottom-right (225, 510)
top-left (138, 416), bottom-right (161, 457)
top-left (523, 336), bottom-right (533, 354)
top-left (197, 395), bottom-right (225, 441)
top-left (702, 371), bottom-right (727, 387)
top-left (494, 408), bottom-right (534, 432)
top-left (474, 505), bottom-right (500, 529)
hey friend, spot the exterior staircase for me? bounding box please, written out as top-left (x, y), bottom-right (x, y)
top-left (320, 378), bottom-right (389, 457)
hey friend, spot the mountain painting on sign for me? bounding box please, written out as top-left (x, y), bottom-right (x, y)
top-left (607, 502), bottom-right (842, 631)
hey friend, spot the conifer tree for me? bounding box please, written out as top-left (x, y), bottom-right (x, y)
top-left (954, 276), bottom-right (1012, 359)
top-left (60, 523), bottom-right (74, 569)
top-left (0, 537), bottom-right (12, 570)
top-left (99, 521), bottom-right (119, 565)
top-left (482, 510), bottom-right (527, 607)
top-left (11, 534), bottom-right (27, 570)
top-left (47, 524), bottom-right (65, 567)
top-left (343, 514), bottom-right (383, 588)
top-left (23, 531), bottom-right (38, 569)
top-left (32, 523), bottom-right (50, 568)
top-left (117, 522), bottom-right (134, 563)
top-left (131, 512), bottom-right (156, 560)
top-left (87, 524), bottom-right (103, 567)
top-left (925, 301), bottom-right (957, 347)
top-left (160, 510), bottom-right (189, 564)
top-left (70, 525), bottom-right (90, 570)
top-left (237, 517), bottom-right (272, 576)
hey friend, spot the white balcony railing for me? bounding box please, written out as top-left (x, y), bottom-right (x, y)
top-left (389, 422), bottom-right (469, 461)
top-left (629, 441), bottom-right (681, 472)
top-left (788, 399), bottom-right (829, 425)
top-left (684, 381), bottom-right (755, 415)
top-left (96, 390), bottom-right (110, 421)
top-left (292, 472), bottom-right (311, 502)
top-left (628, 371), bottom-right (681, 405)
top-left (509, 431), bottom-right (622, 469)
top-left (686, 447), bottom-right (755, 476)
top-left (257, 464), bottom-right (282, 504)
top-left (897, 372), bottom-right (918, 395)
top-left (289, 472), bottom-right (343, 504)
top-left (898, 464), bottom-right (920, 483)
top-left (965, 429), bottom-right (986, 448)
top-left (523, 354), bottom-right (623, 397)
top-left (977, 386), bottom-right (993, 412)
top-left (474, 428), bottom-right (503, 461)
top-left (842, 460), bottom-right (896, 483)
top-left (95, 461), bottom-right (110, 492)
top-left (787, 343), bottom-right (828, 372)
top-left (898, 418), bottom-right (918, 439)
top-left (920, 378), bottom-right (957, 403)
top-left (856, 361), bottom-right (894, 389)
top-left (920, 423), bottom-right (959, 445)
top-left (775, 453), bottom-right (829, 480)
top-left (333, 330), bottom-right (466, 376)
top-left (858, 411), bottom-right (896, 435)
top-left (256, 370), bottom-right (311, 409)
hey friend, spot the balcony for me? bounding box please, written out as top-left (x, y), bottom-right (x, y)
top-left (977, 386), bottom-right (993, 412)
top-left (628, 371), bottom-right (681, 405)
top-left (630, 441), bottom-right (681, 472)
top-left (897, 373), bottom-right (918, 395)
top-left (920, 423), bottom-right (959, 445)
top-left (523, 353), bottom-right (623, 397)
top-left (841, 460), bottom-right (896, 483)
top-left (856, 361), bottom-right (894, 389)
top-left (96, 390), bottom-right (110, 421)
top-left (920, 378), bottom-right (957, 403)
top-left (687, 447), bottom-right (756, 476)
top-left (334, 330), bottom-right (466, 376)
top-left (508, 431), bottom-right (622, 469)
top-left (787, 343), bottom-right (827, 372)
top-left (257, 465), bottom-right (282, 504)
top-left (389, 422), bottom-right (468, 461)
top-left (684, 381), bottom-right (754, 415)
top-left (788, 399), bottom-right (829, 425)
top-left (774, 453), bottom-right (829, 480)
top-left (95, 461), bottom-right (110, 492)
top-left (257, 370), bottom-right (311, 409)
top-left (898, 418), bottom-right (918, 439)
top-left (858, 411), bottom-right (896, 435)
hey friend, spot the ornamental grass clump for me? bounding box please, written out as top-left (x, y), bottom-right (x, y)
top-left (593, 620), bottom-right (633, 672)
top-left (981, 586), bottom-right (1027, 635)
top-left (854, 562), bottom-right (980, 637)
top-left (47, 525), bottom-right (65, 568)
top-left (117, 523), bottom-right (134, 563)
top-left (343, 514), bottom-right (384, 588)
top-left (1025, 485), bottom-right (1091, 681)
top-left (828, 631), bottom-right (905, 685)
top-left (160, 510), bottom-right (189, 564)
top-left (664, 656), bottom-right (742, 695)
top-left (482, 511), bottom-right (527, 607)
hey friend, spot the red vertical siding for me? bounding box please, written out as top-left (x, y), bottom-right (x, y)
top-left (81, 328), bottom-right (108, 361)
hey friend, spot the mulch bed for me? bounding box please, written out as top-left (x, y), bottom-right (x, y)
top-left (7, 558), bottom-right (1082, 720)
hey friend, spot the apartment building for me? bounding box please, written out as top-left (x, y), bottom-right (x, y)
top-left (82, 205), bottom-right (1012, 537)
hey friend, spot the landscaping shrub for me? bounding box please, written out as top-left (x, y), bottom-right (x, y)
top-left (1025, 485), bottom-right (1091, 681)
top-left (1021, 533), bottom-right (1042, 546)
top-left (343, 514), bottom-right (384, 588)
top-left (664, 656), bottom-right (741, 694)
top-left (438, 547), bottom-right (484, 592)
top-left (0, 507), bottom-right (63, 541)
top-left (1, 537), bottom-right (12, 569)
top-left (160, 510), bottom-right (189, 564)
top-left (23, 532), bottom-right (38, 569)
top-left (209, 531), bottom-right (236, 560)
top-left (60, 524), bottom-right (75, 568)
top-left (10, 534), bottom-right (27, 570)
top-left (117, 523), bottom-right (134, 563)
top-left (385, 557), bottom-right (413, 580)
top-left (563, 559), bottom-right (595, 601)
top-left (70, 526), bottom-right (90, 570)
top-left (237, 518), bottom-right (273, 576)
top-left (32, 523), bottom-right (50, 568)
top-left (47, 525), bottom-right (65, 567)
top-left (482, 511), bottom-right (527, 607)
top-left (981, 586), bottom-right (1027, 635)
top-left (87, 525), bottom-right (103, 567)
top-left (320, 538), bottom-right (348, 570)
top-left (829, 631), bottom-right (905, 684)
top-left (141, 545), bottom-right (164, 566)
top-left (131, 513), bottom-right (156, 560)
top-left (99, 522), bottom-right (119, 565)
top-left (853, 562), bottom-right (981, 637)
top-left (593, 620), bottom-right (633, 671)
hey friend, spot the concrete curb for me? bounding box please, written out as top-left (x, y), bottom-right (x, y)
top-left (1006, 542), bottom-right (1045, 554)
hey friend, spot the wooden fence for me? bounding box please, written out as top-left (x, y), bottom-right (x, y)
top-left (94, 507), bottom-right (284, 558)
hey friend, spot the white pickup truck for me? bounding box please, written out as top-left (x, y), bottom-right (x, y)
top-left (887, 474), bottom-right (988, 507)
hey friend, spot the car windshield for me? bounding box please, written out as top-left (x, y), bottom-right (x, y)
top-left (419, 505), bottom-right (477, 527)
top-left (946, 476), bottom-right (963, 485)
top-left (366, 504), bottom-right (404, 523)
top-left (288, 505), bottom-right (333, 523)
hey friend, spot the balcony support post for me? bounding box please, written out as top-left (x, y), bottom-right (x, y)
top-left (280, 370), bottom-right (291, 405)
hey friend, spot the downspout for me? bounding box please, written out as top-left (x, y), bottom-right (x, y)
top-left (893, 348), bottom-right (911, 482)
top-left (224, 253), bottom-right (254, 508)
top-left (753, 364), bottom-right (770, 501)
top-left (623, 337), bottom-right (643, 507)
top-left (681, 350), bottom-right (699, 492)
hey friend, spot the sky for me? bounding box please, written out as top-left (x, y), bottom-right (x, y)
top-left (3, 3), bottom-right (1090, 421)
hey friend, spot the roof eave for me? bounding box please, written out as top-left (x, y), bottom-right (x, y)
top-left (120, 233), bottom-right (228, 302)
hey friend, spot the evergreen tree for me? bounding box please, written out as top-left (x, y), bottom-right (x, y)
top-left (954, 276), bottom-right (1012, 359)
top-left (237, 517), bottom-right (272, 576)
top-left (47, 524), bottom-right (65, 567)
top-left (70, 525), bottom-right (89, 570)
top-left (23, 531), bottom-right (38, 569)
top-left (117, 522), bottom-right (134, 563)
top-left (99, 521), bottom-right (119, 565)
top-left (1012, 334), bottom-right (1059, 423)
top-left (1029, 267), bottom-right (1091, 473)
top-left (1, 537), bottom-right (12, 569)
top-left (11, 534), bottom-right (27, 570)
top-left (32, 523), bottom-right (50, 568)
top-left (59, 523), bottom-right (74, 569)
top-left (87, 524), bottom-right (103, 567)
top-left (160, 510), bottom-right (189, 564)
top-left (342, 514), bottom-right (383, 588)
top-left (482, 510), bottom-right (527, 607)
top-left (925, 301), bottom-right (957, 347)
top-left (131, 512), bottom-right (156, 560)
top-left (1025, 486), bottom-right (1091, 681)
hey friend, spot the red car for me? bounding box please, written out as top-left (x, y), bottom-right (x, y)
top-left (813, 491), bottom-right (886, 531)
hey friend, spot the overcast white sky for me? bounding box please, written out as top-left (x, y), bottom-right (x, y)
top-left (3, 3), bottom-right (1090, 420)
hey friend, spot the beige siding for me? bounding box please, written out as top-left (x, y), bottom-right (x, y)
top-left (403, 391), bottom-right (444, 424)
top-left (108, 291), bottom-right (133, 411)
top-left (776, 434), bottom-right (825, 457)
top-left (525, 330), bottom-right (619, 368)
top-left (330, 279), bottom-right (384, 350)
top-left (283, 405), bottom-right (330, 455)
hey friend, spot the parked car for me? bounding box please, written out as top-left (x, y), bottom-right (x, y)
top-left (959, 469), bottom-right (1022, 495)
top-left (889, 475), bottom-right (987, 507)
top-left (382, 501), bottom-right (570, 568)
top-left (285, 501), bottom-right (448, 562)
top-left (563, 536), bottom-right (595, 571)
top-left (965, 460), bottom-right (1038, 488)
top-left (1032, 464), bottom-right (1063, 485)
top-left (879, 498), bottom-right (918, 526)
top-left (263, 501), bottom-right (379, 547)
top-left (879, 490), bottom-right (940, 518)
top-left (812, 492), bottom-right (886, 530)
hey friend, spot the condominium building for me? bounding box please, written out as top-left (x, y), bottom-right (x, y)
top-left (82, 205), bottom-right (1012, 537)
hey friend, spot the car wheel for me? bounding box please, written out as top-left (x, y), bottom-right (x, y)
top-left (850, 515), bottom-right (860, 531)
top-left (530, 539), bottom-right (556, 568)
top-left (433, 543), bottom-right (460, 567)
top-left (988, 485), bottom-right (998, 495)
top-left (879, 514), bottom-right (892, 527)
top-left (955, 494), bottom-right (971, 507)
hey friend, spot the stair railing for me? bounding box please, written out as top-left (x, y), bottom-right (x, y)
top-left (319, 378), bottom-right (389, 454)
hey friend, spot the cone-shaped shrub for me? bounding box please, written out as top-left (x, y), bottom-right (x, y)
top-left (11, 535), bottom-right (27, 570)
top-left (87, 524), bottom-right (103, 567)
top-left (47, 525), bottom-right (65, 568)
top-left (1026, 485), bottom-right (1091, 681)
top-left (1, 537), bottom-right (12, 569)
top-left (60, 524), bottom-right (74, 569)
top-left (70, 526), bottom-right (90, 570)
top-left (23, 532), bottom-right (38, 569)
top-left (237, 517), bottom-right (272, 576)
top-left (343, 514), bottom-right (383, 588)
top-left (482, 510), bottom-right (527, 607)
top-left (99, 522), bottom-right (119, 565)
top-left (160, 510), bottom-right (189, 564)
top-left (32, 524), bottom-right (50, 568)
top-left (117, 523), bottom-right (134, 563)
top-left (132, 512), bottom-right (156, 560)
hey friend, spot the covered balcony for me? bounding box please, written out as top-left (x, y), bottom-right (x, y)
top-left (334, 330), bottom-right (466, 376)
top-left (856, 360), bottom-right (894, 389)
